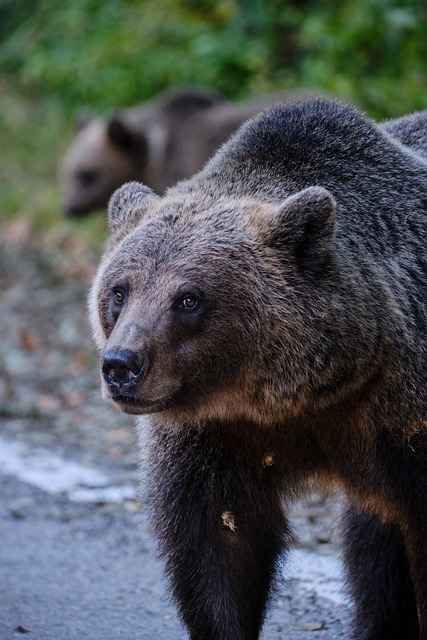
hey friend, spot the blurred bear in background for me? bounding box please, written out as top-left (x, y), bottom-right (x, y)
top-left (60, 87), bottom-right (311, 217)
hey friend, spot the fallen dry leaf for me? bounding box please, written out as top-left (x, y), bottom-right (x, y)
top-left (20, 328), bottom-right (41, 352)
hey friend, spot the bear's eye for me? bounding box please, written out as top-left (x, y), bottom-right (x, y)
top-left (78, 170), bottom-right (98, 187)
top-left (180, 294), bottom-right (199, 310)
top-left (113, 288), bottom-right (125, 305)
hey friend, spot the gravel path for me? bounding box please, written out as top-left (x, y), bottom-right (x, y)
top-left (0, 221), bottom-right (136, 470)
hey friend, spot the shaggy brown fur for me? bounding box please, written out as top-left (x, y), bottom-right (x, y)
top-left (90, 98), bottom-right (427, 640)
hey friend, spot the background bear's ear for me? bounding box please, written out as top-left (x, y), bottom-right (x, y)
top-left (107, 116), bottom-right (135, 150)
top-left (261, 186), bottom-right (336, 268)
top-left (108, 181), bottom-right (160, 238)
top-left (107, 116), bottom-right (148, 156)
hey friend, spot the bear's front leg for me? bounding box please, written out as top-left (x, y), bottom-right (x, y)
top-left (142, 422), bottom-right (289, 640)
top-left (341, 501), bottom-right (419, 640)
top-left (402, 515), bottom-right (427, 640)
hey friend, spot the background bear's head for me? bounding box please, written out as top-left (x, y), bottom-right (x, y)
top-left (60, 117), bottom-right (148, 217)
top-left (89, 180), bottom-right (345, 426)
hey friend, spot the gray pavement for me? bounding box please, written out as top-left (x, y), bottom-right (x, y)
top-left (0, 437), bottom-right (351, 640)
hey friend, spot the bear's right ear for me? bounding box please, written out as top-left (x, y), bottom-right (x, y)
top-left (108, 181), bottom-right (160, 239)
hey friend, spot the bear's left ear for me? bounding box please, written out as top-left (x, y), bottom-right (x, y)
top-left (107, 116), bottom-right (149, 158)
top-left (260, 186), bottom-right (336, 268)
top-left (108, 181), bottom-right (160, 239)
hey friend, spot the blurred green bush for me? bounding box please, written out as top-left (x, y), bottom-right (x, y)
top-left (0, 0), bottom-right (426, 230)
top-left (2, 0), bottom-right (426, 114)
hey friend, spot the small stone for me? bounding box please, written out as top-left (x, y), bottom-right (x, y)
top-left (300, 621), bottom-right (325, 631)
top-left (14, 625), bottom-right (30, 634)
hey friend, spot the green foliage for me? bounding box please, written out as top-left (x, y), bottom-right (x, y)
top-left (0, 0), bottom-right (426, 231)
top-left (296, 0), bottom-right (427, 115)
top-left (0, 0), bottom-right (260, 109)
top-left (2, 0), bottom-right (426, 115)
top-left (0, 85), bottom-right (107, 249)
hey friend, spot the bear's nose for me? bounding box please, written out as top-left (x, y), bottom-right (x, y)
top-left (102, 348), bottom-right (147, 391)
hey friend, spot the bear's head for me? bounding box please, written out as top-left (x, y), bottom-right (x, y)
top-left (60, 117), bottom-right (148, 217)
top-left (89, 180), bottom-right (346, 426)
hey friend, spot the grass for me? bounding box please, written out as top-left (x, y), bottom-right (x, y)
top-left (0, 81), bottom-right (108, 252)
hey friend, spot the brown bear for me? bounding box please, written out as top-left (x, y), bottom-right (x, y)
top-left (89, 97), bottom-right (427, 640)
top-left (60, 87), bottom-right (311, 217)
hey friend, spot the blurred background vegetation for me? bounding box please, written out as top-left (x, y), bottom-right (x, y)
top-left (1, 0), bottom-right (426, 243)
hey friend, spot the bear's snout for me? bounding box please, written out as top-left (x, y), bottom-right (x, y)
top-left (102, 348), bottom-right (147, 393)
